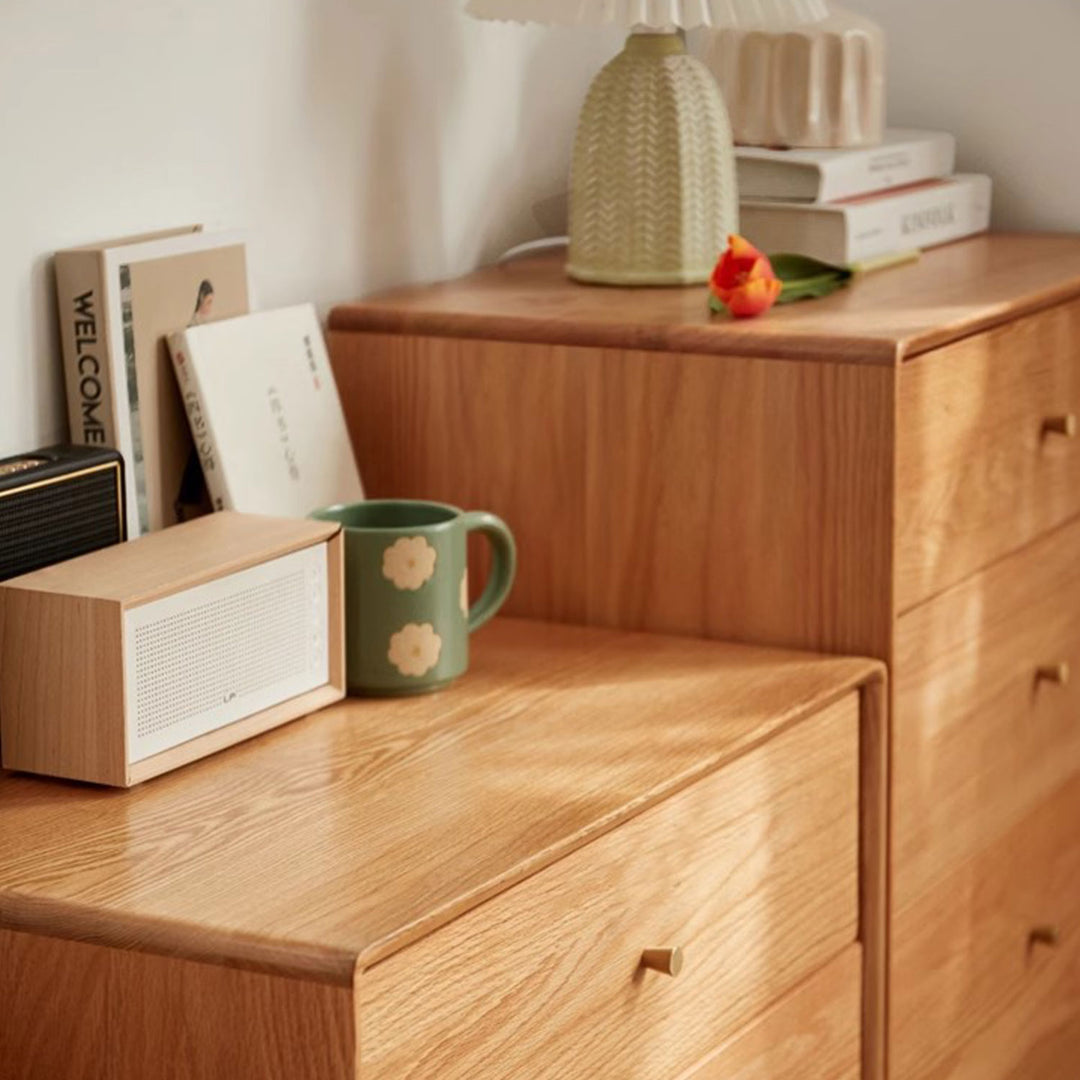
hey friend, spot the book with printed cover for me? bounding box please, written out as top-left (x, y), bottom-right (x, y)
top-left (740, 174), bottom-right (992, 267)
top-left (55, 227), bottom-right (249, 536)
top-left (168, 305), bottom-right (364, 519)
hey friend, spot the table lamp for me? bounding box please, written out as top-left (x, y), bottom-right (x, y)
top-left (466, 0), bottom-right (829, 286)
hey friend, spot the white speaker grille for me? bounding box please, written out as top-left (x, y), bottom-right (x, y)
top-left (124, 543), bottom-right (329, 763)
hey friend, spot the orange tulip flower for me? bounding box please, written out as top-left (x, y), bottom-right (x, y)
top-left (709, 235), bottom-right (783, 318)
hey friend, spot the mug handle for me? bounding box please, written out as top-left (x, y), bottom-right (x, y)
top-left (460, 511), bottom-right (517, 633)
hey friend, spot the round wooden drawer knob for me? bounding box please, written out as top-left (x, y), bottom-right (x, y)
top-left (1030, 925), bottom-right (1061, 948)
top-left (641, 947), bottom-right (684, 977)
top-left (1043, 414), bottom-right (1078, 438)
top-left (1036, 662), bottom-right (1071, 686)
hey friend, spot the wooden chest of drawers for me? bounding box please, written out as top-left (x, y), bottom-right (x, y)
top-left (329, 232), bottom-right (1080, 1078)
top-left (0, 621), bottom-right (885, 1080)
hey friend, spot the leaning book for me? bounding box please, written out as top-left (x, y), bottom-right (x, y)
top-left (55, 226), bottom-right (249, 537)
top-left (167, 305), bottom-right (364, 519)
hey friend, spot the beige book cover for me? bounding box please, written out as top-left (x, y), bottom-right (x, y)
top-left (117, 241), bottom-right (248, 533)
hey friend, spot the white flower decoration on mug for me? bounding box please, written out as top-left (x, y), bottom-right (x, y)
top-left (460, 570), bottom-right (469, 618)
top-left (388, 622), bottom-right (443, 677)
top-left (382, 536), bottom-right (437, 591)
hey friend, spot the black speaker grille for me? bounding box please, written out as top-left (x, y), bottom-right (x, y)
top-left (0, 469), bottom-right (123, 581)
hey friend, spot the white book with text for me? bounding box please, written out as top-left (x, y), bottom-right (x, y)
top-left (740, 174), bottom-right (993, 266)
top-left (168, 305), bottom-right (364, 519)
top-left (736, 129), bottom-right (957, 203)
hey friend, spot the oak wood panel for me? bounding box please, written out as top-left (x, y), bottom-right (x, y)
top-left (896, 299), bottom-right (1080, 611)
top-left (328, 233), bottom-right (1080, 364)
top-left (0, 619), bottom-right (882, 984)
top-left (330, 334), bottom-right (895, 660)
top-left (358, 697), bottom-right (859, 1080)
top-left (681, 946), bottom-right (862, 1080)
top-left (893, 517), bottom-right (1080, 913)
top-left (890, 772), bottom-right (1080, 1080)
top-left (0, 928), bottom-right (356, 1080)
top-left (859, 677), bottom-right (890, 1080)
top-left (923, 930), bottom-right (1080, 1080)
top-left (0, 589), bottom-right (126, 786)
top-left (1, 510), bottom-right (339, 605)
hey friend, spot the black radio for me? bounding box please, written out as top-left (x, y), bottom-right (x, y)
top-left (0, 445), bottom-right (126, 582)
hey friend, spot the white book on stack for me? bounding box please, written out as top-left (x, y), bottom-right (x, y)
top-left (736, 129), bottom-right (957, 204)
top-left (168, 304), bottom-right (364, 519)
top-left (740, 174), bottom-right (993, 267)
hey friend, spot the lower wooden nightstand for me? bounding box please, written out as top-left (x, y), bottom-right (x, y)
top-left (0, 619), bottom-right (885, 1080)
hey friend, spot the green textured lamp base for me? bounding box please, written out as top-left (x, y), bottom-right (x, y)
top-left (567, 32), bottom-right (739, 288)
top-left (565, 262), bottom-right (719, 287)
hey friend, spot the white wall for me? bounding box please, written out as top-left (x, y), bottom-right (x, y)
top-left (855, 0), bottom-right (1080, 233)
top-left (0, 0), bottom-right (618, 457)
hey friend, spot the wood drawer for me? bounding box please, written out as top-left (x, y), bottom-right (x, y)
top-left (891, 771), bottom-right (1080, 1080)
top-left (358, 695), bottom-right (860, 1080)
top-left (923, 929), bottom-right (1080, 1080)
top-left (682, 945), bottom-right (862, 1080)
top-left (893, 516), bottom-right (1080, 911)
top-left (897, 298), bottom-right (1080, 612)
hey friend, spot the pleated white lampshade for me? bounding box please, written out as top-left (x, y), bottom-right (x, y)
top-left (466, 0), bottom-right (825, 285)
top-left (465, 0), bottom-right (828, 29)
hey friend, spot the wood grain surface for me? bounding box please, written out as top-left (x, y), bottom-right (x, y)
top-left (893, 517), bottom-right (1080, 913)
top-left (681, 946), bottom-right (862, 1080)
top-left (357, 697), bottom-right (859, 1080)
top-left (0, 618), bottom-right (882, 985)
top-left (0, 589), bottom-right (126, 786)
top-left (896, 299), bottom-right (1080, 611)
top-left (0, 510), bottom-right (339, 606)
top-left (890, 771), bottom-right (1080, 1080)
top-left (859, 676), bottom-right (890, 1080)
top-left (0, 928), bottom-right (356, 1080)
top-left (330, 335), bottom-right (896, 660)
top-left (920, 929), bottom-right (1080, 1080)
top-left (328, 234), bottom-right (1080, 364)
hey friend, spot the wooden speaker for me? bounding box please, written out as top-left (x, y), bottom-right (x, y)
top-left (0, 511), bottom-right (344, 786)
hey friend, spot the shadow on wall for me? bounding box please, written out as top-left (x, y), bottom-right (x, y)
top-left (303, 0), bottom-right (619, 296)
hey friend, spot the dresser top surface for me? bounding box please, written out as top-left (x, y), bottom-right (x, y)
top-left (329, 232), bottom-right (1080, 364)
top-left (0, 618), bottom-right (879, 984)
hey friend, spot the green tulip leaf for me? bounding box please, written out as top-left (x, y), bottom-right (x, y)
top-left (769, 253), bottom-right (853, 305)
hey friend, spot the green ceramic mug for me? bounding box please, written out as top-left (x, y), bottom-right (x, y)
top-left (310, 499), bottom-right (516, 696)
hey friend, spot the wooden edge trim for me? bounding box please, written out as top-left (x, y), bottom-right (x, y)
top-left (358, 661), bottom-right (885, 971)
top-left (0, 892), bottom-right (358, 987)
top-left (121, 522), bottom-right (343, 609)
top-left (899, 283), bottom-right (1080, 361)
top-left (859, 671), bottom-right (890, 1080)
top-left (326, 315), bottom-right (901, 367)
top-left (327, 530), bottom-right (346, 693)
top-left (126, 684), bottom-right (345, 785)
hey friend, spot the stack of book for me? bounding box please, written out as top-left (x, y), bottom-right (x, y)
top-left (55, 227), bottom-right (363, 538)
top-left (735, 129), bottom-right (992, 267)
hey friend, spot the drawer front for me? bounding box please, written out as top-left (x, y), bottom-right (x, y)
top-left (924, 931), bottom-right (1080, 1080)
top-left (894, 516), bottom-right (1080, 912)
top-left (891, 771), bottom-right (1080, 1080)
top-left (897, 298), bottom-right (1080, 612)
top-left (683, 945), bottom-right (862, 1080)
top-left (359, 696), bottom-right (860, 1080)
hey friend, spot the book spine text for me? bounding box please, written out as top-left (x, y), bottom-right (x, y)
top-left (168, 332), bottom-right (230, 513)
top-left (55, 251), bottom-right (118, 448)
